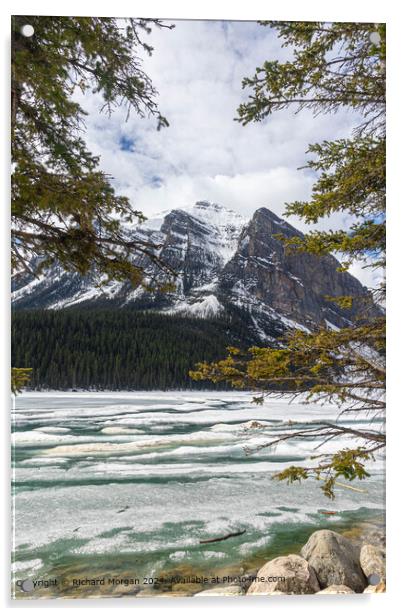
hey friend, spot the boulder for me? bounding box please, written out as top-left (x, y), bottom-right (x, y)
top-left (361, 527), bottom-right (385, 549)
top-left (247, 554), bottom-right (320, 595)
top-left (269, 591), bottom-right (287, 595)
top-left (316, 585), bottom-right (355, 594)
top-left (300, 530), bottom-right (366, 592)
top-left (360, 543), bottom-right (386, 582)
top-left (195, 585), bottom-right (244, 596)
top-left (363, 581), bottom-right (386, 593)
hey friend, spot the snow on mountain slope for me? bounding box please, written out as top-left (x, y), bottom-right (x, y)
top-left (11, 201), bottom-right (245, 312)
top-left (140, 200), bottom-right (246, 265)
top-left (11, 201), bottom-right (379, 341)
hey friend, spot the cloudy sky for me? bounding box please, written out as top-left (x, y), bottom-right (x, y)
top-left (78, 19), bottom-right (378, 288)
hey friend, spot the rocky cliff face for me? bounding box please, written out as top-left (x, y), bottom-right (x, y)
top-left (218, 207), bottom-right (371, 333)
top-left (12, 200), bottom-right (378, 340)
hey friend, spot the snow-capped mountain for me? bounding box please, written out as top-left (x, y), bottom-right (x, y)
top-left (12, 200), bottom-right (378, 340)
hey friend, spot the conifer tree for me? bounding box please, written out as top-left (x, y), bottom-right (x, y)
top-left (12, 309), bottom-right (254, 391)
top-left (12, 16), bottom-right (174, 284)
top-left (191, 22), bottom-right (385, 497)
top-left (11, 16), bottom-right (175, 392)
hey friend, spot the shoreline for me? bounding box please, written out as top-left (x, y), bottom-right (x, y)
top-left (13, 512), bottom-right (385, 599)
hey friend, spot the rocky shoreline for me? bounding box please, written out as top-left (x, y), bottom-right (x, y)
top-left (13, 521), bottom-right (385, 599)
top-left (192, 525), bottom-right (386, 597)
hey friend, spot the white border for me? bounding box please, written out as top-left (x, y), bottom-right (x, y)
top-left (1, 1), bottom-right (401, 614)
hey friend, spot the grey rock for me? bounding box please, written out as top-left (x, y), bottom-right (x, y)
top-left (360, 543), bottom-right (386, 581)
top-left (194, 585), bottom-right (244, 596)
top-left (361, 528), bottom-right (386, 549)
top-left (268, 591), bottom-right (287, 595)
top-left (219, 207), bottom-right (378, 332)
top-left (363, 581), bottom-right (386, 593)
top-left (316, 584), bottom-right (355, 594)
top-left (247, 554), bottom-right (320, 595)
top-left (301, 530), bottom-right (367, 592)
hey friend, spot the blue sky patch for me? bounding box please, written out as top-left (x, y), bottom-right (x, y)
top-left (119, 135), bottom-right (136, 152)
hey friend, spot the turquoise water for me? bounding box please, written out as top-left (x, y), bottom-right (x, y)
top-left (11, 392), bottom-right (385, 598)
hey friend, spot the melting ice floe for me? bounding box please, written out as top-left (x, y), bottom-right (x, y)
top-left (12, 392), bottom-right (385, 583)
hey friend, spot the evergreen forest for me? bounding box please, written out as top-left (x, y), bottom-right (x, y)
top-left (11, 309), bottom-right (256, 390)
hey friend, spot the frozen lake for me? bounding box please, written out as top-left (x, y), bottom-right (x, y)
top-left (11, 391), bottom-right (385, 598)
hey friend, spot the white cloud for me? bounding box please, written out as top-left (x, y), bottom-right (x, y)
top-left (127, 168), bottom-right (314, 221)
top-left (74, 19), bottom-right (379, 288)
top-left (348, 262), bottom-right (385, 291)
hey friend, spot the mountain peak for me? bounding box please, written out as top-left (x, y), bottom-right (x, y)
top-left (192, 200), bottom-right (244, 220)
top-left (180, 201), bottom-right (246, 231)
top-left (251, 207), bottom-right (301, 237)
top-left (254, 207), bottom-right (282, 222)
top-left (194, 200), bottom-right (223, 209)
top-left (12, 199), bottom-right (377, 337)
